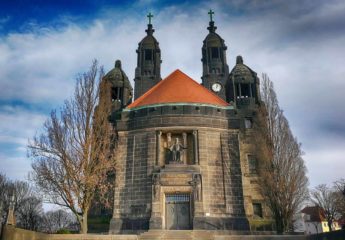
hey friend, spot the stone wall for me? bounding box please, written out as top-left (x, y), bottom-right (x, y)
top-left (110, 130), bottom-right (156, 233)
top-left (109, 103), bottom-right (273, 232)
top-left (5, 225), bottom-right (344, 240)
top-left (117, 105), bottom-right (238, 131)
top-left (194, 129), bottom-right (249, 230)
top-left (238, 109), bottom-right (275, 230)
top-left (1, 225), bottom-right (137, 240)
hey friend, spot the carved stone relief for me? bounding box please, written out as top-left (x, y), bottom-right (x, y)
top-left (189, 174), bottom-right (202, 201)
top-left (157, 131), bottom-right (197, 165)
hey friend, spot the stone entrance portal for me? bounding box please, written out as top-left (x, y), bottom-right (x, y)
top-left (165, 194), bottom-right (191, 230)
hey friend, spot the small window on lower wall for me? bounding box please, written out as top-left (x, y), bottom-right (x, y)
top-left (245, 118), bottom-right (252, 128)
top-left (253, 203), bottom-right (263, 218)
top-left (248, 155), bottom-right (258, 174)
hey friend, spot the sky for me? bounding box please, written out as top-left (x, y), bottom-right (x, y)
top-left (0, 0), bottom-right (344, 190)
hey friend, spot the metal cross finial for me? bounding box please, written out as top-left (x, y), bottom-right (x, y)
top-left (147, 12), bottom-right (154, 24)
top-left (208, 9), bottom-right (215, 22)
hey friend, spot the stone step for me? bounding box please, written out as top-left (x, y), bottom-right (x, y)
top-left (139, 230), bottom-right (213, 240)
top-left (140, 231), bottom-right (163, 240)
top-left (139, 230), bottom-right (306, 240)
top-left (162, 231), bottom-right (192, 240)
top-left (192, 230), bottom-right (215, 240)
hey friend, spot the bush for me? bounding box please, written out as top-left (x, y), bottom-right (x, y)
top-left (56, 229), bottom-right (71, 234)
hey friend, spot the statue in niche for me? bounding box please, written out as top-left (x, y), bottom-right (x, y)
top-left (169, 137), bottom-right (187, 163)
top-left (152, 174), bottom-right (160, 201)
top-left (189, 174), bottom-right (202, 201)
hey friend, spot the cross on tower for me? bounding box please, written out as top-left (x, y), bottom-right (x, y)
top-left (147, 12), bottom-right (154, 24)
top-left (208, 9), bottom-right (214, 22)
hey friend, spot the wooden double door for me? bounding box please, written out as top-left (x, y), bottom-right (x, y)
top-left (165, 194), bottom-right (191, 230)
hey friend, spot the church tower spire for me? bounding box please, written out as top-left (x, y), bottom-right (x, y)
top-left (201, 10), bottom-right (229, 100)
top-left (134, 13), bottom-right (162, 100)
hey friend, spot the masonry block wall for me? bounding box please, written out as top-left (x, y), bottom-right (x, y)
top-left (110, 131), bottom-right (156, 233)
top-left (109, 108), bottom-right (266, 232)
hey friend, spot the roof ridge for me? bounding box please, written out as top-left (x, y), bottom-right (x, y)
top-left (128, 70), bottom-right (178, 107)
top-left (127, 69), bottom-right (230, 109)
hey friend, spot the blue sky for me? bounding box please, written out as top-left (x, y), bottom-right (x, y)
top-left (0, 0), bottom-right (344, 189)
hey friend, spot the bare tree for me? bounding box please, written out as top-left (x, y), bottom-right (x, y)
top-left (7, 181), bottom-right (32, 211)
top-left (0, 173), bottom-right (7, 234)
top-left (334, 179), bottom-right (345, 219)
top-left (28, 60), bottom-right (115, 233)
top-left (311, 184), bottom-right (340, 231)
top-left (0, 178), bottom-right (32, 224)
top-left (258, 74), bottom-right (309, 233)
top-left (40, 209), bottom-right (77, 233)
top-left (0, 174), bottom-right (6, 198)
top-left (0, 174), bottom-right (43, 233)
top-left (16, 196), bottom-right (43, 231)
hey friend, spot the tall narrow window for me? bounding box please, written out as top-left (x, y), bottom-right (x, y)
top-left (111, 87), bottom-right (117, 102)
top-left (145, 49), bottom-right (153, 61)
top-left (211, 47), bottom-right (219, 59)
top-left (240, 83), bottom-right (250, 97)
top-left (248, 155), bottom-right (258, 174)
top-left (245, 118), bottom-right (253, 129)
top-left (253, 203), bottom-right (263, 218)
top-left (111, 87), bottom-right (123, 102)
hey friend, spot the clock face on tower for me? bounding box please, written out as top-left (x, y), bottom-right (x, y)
top-left (211, 83), bottom-right (222, 92)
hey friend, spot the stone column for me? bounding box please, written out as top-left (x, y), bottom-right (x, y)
top-left (193, 130), bottom-right (199, 165)
top-left (182, 132), bottom-right (187, 164)
top-left (167, 133), bottom-right (171, 164)
top-left (167, 132), bottom-right (171, 143)
top-left (156, 131), bottom-right (162, 166)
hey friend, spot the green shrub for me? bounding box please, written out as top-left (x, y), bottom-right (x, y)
top-left (56, 229), bottom-right (71, 234)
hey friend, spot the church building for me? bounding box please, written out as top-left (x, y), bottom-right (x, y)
top-left (100, 12), bottom-right (272, 233)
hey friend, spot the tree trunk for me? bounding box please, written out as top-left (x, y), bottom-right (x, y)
top-left (78, 212), bottom-right (88, 234)
top-left (328, 220), bottom-right (332, 232)
top-left (80, 211), bottom-right (87, 234)
top-left (275, 216), bottom-right (284, 234)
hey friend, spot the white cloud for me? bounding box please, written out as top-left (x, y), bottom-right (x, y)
top-left (305, 144), bottom-right (345, 188)
top-left (0, 106), bottom-right (46, 179)
top-left (0, 105), bottom-right (46, 142)
top-left (0, 1), bottom-right (344, 188)
top-left (0, 154), bottom-right (31, 181)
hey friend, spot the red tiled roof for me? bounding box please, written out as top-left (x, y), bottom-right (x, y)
top-left (127, 69), bottom-right (230, 109)
top-left (301, 206), bottom-right (326, 222)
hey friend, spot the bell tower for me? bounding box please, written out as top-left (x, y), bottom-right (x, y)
top-left (134, 13), bottom-right (162, 100)
top-left (228, 56), bottom-right (260, 109)
top-left (201, 10), bottom-right (229, 100)
top-left (101, 60), bottom-right (133, 113)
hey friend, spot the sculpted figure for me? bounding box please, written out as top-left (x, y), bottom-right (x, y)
top-left (152, 174), bottom-right (160, 201)
top-left (169, 138), bottom-right (186, 163)
top-left (190, 174), bottom-right (202, 201)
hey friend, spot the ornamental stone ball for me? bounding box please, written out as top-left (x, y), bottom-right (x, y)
top-left (115, 60), bottom-right (121, 68)
top-left (236, 55), bottom-right (243, 64)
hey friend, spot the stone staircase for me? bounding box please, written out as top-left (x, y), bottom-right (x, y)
top-left (138, 230), bottom-right (306, 240)
top-left (139, 230), bottom-right (214, 240)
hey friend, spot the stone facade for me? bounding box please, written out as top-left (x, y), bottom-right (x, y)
top-left (107, 104), bottom-right (270, 232)
top-left (98, 17), bottom-right (274, 234)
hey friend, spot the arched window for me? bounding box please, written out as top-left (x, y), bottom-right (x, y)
top-left (145, 49), bottom-right (153, 61)
top-left (211, 47), bottom-right (219, 59)
top-left (111, 87), bottom-right (123, 102)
